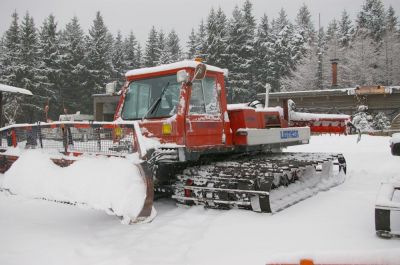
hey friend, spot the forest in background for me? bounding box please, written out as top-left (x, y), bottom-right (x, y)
top-left (0, 0), bottom-right (399, 123)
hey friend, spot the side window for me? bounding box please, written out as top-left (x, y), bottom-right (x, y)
top-left (189, 81), bottom-right (206, 114)
top-left (189, 77), bottom-right (220, 115)
top-left (203, 77), bottom-right (220, 115)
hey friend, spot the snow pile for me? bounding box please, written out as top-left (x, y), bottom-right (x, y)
top-left (1, 150), bottom-right (147, 224)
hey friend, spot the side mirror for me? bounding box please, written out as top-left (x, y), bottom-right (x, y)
top-left (177, 70), bottom-right (189, 83)
top-left (193, 63), bottom-right (207, 80)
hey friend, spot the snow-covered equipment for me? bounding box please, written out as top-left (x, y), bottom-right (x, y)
top-left (0, 61), bottom-right (347, 223)
top-left (287, 99), bottom-right (352, 135)
top-left (375, 182), bottom-right (400, 238)
top-left (390, 133), bottom-right (400, 156)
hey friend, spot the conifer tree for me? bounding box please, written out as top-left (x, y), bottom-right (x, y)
top-left (295, 4), bottom-right (316, 45)
top-left (59, 16), bottom-right (87, 114)
top-left (187, 28), bottom-right (197, 59)
top-left (37, 14), bottom-right (61, 118)
top-left (112, 31), bottom-right (127, 82)
top-left (144, 26), bottom-right (159, 67)
top-left (254, 14), bottom-right (272, 94)
top-left (0, 11), bottom-right (23, 124)
top-left (166, 29), bottom-right (182, 63)
top-left (19, 12), bottom-right (46, 121)
top-left (356, 0), bottom-right (385, 41)
top-left (124, 31), bottom-right (139, 69)
top-left (196, 20), bottom-right (207, 59)
top-left (206, 7), bottom-right (228, 67)
top-left (338, 10), bottom-right (354, 47)
top-left (85, 11), bottom-right (113, 111)
top-left (157, 30), bottom-right (168, 64)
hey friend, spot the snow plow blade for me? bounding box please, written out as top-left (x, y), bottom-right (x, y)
top-left (0, 121), bottom-right (155, 224)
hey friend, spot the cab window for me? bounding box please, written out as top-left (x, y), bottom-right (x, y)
top-left (189, 76), bottom-right (220, 115)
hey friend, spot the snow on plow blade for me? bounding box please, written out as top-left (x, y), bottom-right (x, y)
top-left (0, 122), bottom-right (155, 224)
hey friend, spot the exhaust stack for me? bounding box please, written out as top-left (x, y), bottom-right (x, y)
top-left (330, 59), bottom-right (339, 87)
top-left (264, 83), bottom-right (271, 108)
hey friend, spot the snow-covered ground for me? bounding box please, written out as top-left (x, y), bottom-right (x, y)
top-left (0, 135), bottom-right (399, 265)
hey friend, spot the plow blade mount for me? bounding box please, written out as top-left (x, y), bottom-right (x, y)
top-left (0, 121), bottom-right (155, 224)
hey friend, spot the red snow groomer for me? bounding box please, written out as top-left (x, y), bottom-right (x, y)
top-left (0, 61), bottom-right (347, 223)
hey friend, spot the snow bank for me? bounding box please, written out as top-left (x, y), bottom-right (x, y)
top-left (1, 150), bottom-right (147, 224)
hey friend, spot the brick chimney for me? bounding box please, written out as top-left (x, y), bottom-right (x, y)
top-left (330, 58), bottom-right (339, 87)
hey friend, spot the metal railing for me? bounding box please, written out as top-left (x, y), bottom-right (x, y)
top-left (0, 122), bottom-right (139, 156)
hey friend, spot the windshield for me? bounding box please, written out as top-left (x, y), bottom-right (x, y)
top-left (121, 75), bottom-right (181, 120)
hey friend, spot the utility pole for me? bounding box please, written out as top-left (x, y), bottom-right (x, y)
top-left (317, 13), bottom-right (323, 89)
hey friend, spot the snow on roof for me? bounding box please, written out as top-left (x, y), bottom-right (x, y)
top-left (290, 111), bottom-right (350, 121)
top-left (375, 182), bottom-right (400, 209)
top-left (0, 83), bottom-right (33, 96)
top-left (227, 103), bottom-right (253, 111)
top-left (125, 60), bottom-right (228, 77)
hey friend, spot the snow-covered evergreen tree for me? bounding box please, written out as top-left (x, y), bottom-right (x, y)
top-left (269, 9), bottom-right (300, 91)
top-left (254, 14), bottom-right (272, 94)
top-left (37, 14), bottom-right (61, 119)
top-left (338, 10), bottom-right (354, 47)
top-left (352, 105), bottom-right (373, 132)
top-left (382, 6), bottom-right (399, 85)
top-left (372, 112), bottom-right (390, 130)
top-left (295, 4), bottom-right (316, 45)
top-left (0, 11), bottom-right (23, 124)
top-left (86, 11), bottom-right (113, 90)
top-left (136, 43), bottom-right (143, 68)
top-left (123, 31), bottom-right (140, 69)
top-left (195, 20), bottom-right (207, 59)
top-left (59, 16), bottom-right (87, 114)
top-left (206, 7), bottom-right (228, 67)
top-left (156, 30), bottom-right (168, 64)
top-left (112, 31), bottom-right (127, 82)
top-left (19, 12), bottom-right (43, 122)
top-left (166, 29), bottom-right (182, 63)
top-left (186, 28), bottom-right (197, 59)
top-left (326, 19), bottom-right (339, 44)
top-left (226, 6), bottom-right (251, 102)
top-left (84, 12), bottom-right (113, 110)
top-left (356, 0), bottom-right (386, 42)
top-left (144, 26), bottom-right (159, 67)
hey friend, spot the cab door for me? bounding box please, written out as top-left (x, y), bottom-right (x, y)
top-left (185, 74), bottom-right (225, 147)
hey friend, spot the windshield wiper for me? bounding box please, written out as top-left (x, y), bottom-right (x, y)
top-left (142, 82), bottom-right (170, 120)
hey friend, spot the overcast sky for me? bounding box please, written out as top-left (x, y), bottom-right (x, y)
top-left (1, 0), bottom-right (399, 45)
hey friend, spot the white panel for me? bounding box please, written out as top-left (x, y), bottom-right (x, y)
top-left (241, 127), bottom-right (310, 146)
top-left (390, 210), bottom-right (400, 234)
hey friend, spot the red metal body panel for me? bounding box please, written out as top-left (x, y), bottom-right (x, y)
top-left (291, 119), bottom-right (348, 134)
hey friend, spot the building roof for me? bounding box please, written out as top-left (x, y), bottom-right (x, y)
top-left (258, 86), bottom-right (400, 98)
